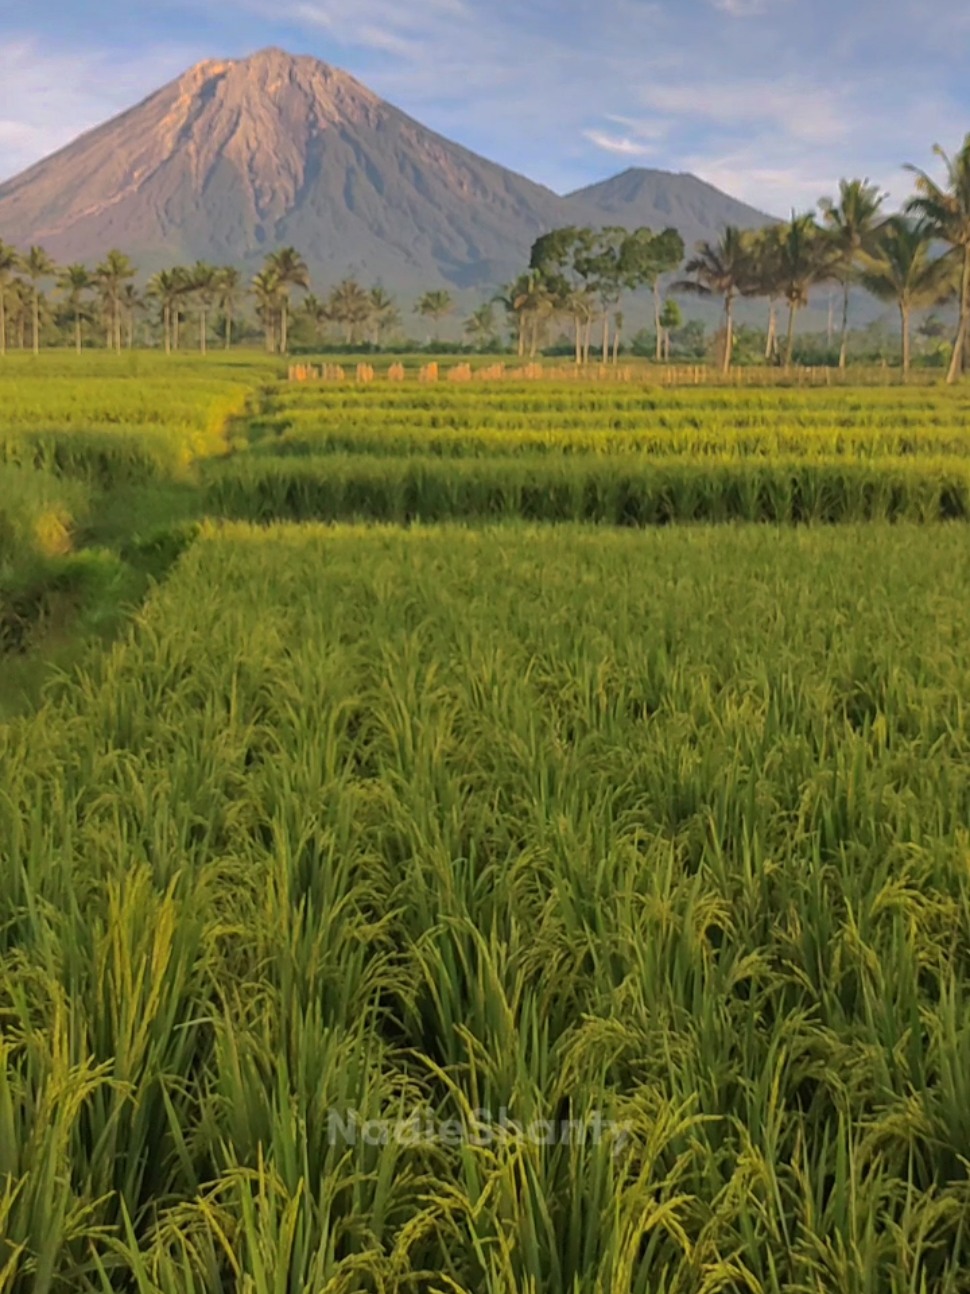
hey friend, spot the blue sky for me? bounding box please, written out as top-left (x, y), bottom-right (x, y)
top-left (1, 0), bottom-right (968, 213)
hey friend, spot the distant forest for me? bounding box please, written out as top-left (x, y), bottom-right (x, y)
top-left (1, 135), bottom-right (968, 380)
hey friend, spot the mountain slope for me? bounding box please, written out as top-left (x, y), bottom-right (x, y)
top-left (570, 169), bottom-right (776, 248)
top-left (0, 49), bottom-right (774, 292)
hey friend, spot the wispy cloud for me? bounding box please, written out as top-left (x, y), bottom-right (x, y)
top-left (584, 130), bottom-right (657, 158)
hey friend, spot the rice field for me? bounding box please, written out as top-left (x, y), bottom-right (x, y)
top-left (4, 358), bottom-right (970, 1288)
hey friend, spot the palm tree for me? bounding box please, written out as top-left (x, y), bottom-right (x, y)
top-left (120, 283), bottom-right (143, 349)
top-left (0, 239), bottom-right (21, 357)
top-left (415, 289), bottom-right (455, 343)
top-left (674, 226), bottom-right (753, 373)
top-left (252, 268), bottom-right (285, 352)
top-left (819, 179), bottom-right (885, 370)
top-left (368, 287), bottom-right (400, 346)
top-left (745, 226), bottom-right (785, 361)
top-left (659, 299), bottom-right (682, 361)
top-left (328, 279), bottom-right (372, 344)
top-left (264, 248), bottom-right (310, 353)
top-left (776, 213), bottom-right (833, 369)
top-left (94, 250), bottom-right (136, 352)
top-left (146, 270), bottom-right (181, 354)
top-left (563, 289), bottom-right (596, 365)
top-left (511, 273), bottom-right (557, 359)
top-left (23, 246), bottom-right (57, 354)
top-left (858, 218), bottom-right (958, 378)
top-left (906, 135), bottom-right (970, 384)
top-left (58, 263), bottom-right (93, 354)
top-left (216, 267), bottom-right (243, 349)
top-left (190, 262), bottom-right (218, 354)
top-left (463, 302), bottom-right (498, 349)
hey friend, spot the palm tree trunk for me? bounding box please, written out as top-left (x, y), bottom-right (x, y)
top-left (75, 311), bottom-right (82, 355)
top-left (654, 280), bottom-right (663, 361)
top-left (765, 301), bottom-right (777, 362)
top-left (574, 317), bottom-right (581, 365)
top-left (281, 301), bottom-right (289, 354)
top-left (174, 308), bottom-right (180, 351)
top-left (839, 280), bottom-right (850, 370)
top-left (601, 314), bottom-right (609, 365)
top-left (900, 303), bottom-right (911, 380)
top-left (785, 302), bottom-right (797, 370)
top-left (225, 304), bottom-right (232, 350)
top-left (163, 304), bottom-right (171, 355)
top-left (946, 248), bottom-right (970, 386)
top-left (32, 288), bottom-right (40, 355)
top-left (722, 296), bottom-right (734, 374)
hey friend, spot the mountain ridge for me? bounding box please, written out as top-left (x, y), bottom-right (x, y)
top-left (0, 48), bottom-right (775, 292)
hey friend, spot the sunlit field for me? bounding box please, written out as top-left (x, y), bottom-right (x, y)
top-left (3, 354), bottom-right (970, 1288)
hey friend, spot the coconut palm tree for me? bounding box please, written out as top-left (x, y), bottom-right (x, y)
top-left (563, 288), bottom-right (597, 365)
top-left (674, 226), bottom-right (754, 373)
top-left (57, 263), bottom-right (93, 354)
top-left (776, 213), bottom-right (834, 369)
top-left (190, 262), bottom-right (218, 354)
top-left (216, 267), bottom-right (243, 349)
top-left (463, 302), bottom-right (498, 350)
top-left (906, 135), bottom-right (970, 384)
top-left (264, 247), bottom-right (310, 353)
top-left (745, 226), bottom-right (785, 361)
top-left (328, 279), bottom-right (372, 344)
top-left (22, 245), bottom-right (57, 354)
top-left (146, 270), bottom-right (181, 354)
top-left (0, 239), bottom-right (22, 357)
top-left (858, 217), bottom-right (958, 378)
top-left (819, 179), bottom-right (885, 370)
top-left (415, 290), bottom-right (455, 343)
top-left (120, 283), bottom-right (143, 349)
top-left (252, 268), bottom-right (285, 352)
top-left (94, 250), bottom-right (136, 352)
top-left (368, 287), bottom-right (400, 346)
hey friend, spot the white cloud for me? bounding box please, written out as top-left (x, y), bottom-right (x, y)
top-left (584, 130), bottom-right (657, 157)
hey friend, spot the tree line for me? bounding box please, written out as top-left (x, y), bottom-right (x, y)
top-left (1, 135), bottom-right (967, 378)
top-left (512, 136), bottom-right (970, 383)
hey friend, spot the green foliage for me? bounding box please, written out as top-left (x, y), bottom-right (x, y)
top-left (4, 523), bottom-right (970, 1286)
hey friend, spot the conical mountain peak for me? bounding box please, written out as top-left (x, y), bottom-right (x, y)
top-left (0, 49), bottom-right (773, 292)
